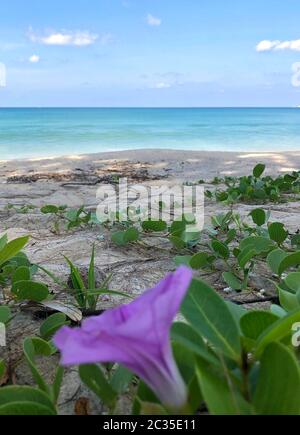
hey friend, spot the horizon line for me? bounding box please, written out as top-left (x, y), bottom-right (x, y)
top-left (0, 106), bottom-right (298, 109)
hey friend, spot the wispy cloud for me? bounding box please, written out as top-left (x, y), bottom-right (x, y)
top-left (256, 39), bottom-right (300, 52)
top-left (146, 14), bottom-right (161, 27)
top-left (145, 72), bottom-right (185, 89)
top-left (153, 82), bottom-right (172, 89)
top-left (28, 29), bottom-right (100, 46)
top-left (29, 54), bottom-right (40, 63)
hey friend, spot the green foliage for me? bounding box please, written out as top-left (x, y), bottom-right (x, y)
top-left (0, 235), bottom-right (29, 269)
top-left (111, 227), bottom-right (140, 247)
top-left (39, 313), bottom-right (70, 341)
top-left (268, 222), bottom-right (289, 245)
top-left (0, 386), bottom-right (57, 415)
top-left (41, 204), bottom-right (95, 233)
top-left (274, 272), bottom-right (300, 313)
top-left (1, 164), bottom-right (300, 416)
top-left (79, 364), bottom-right (133, 412)
top-left (64, 246), bottom-right (129, 309)
top-left (249, 208), bottom-right (267, 226)
top-left (11, 280), bottom-right (50, 302)
top-left (23, 337), bottom-right (63, 405)
top-left (206, 165), bottom-right (300, 204)
top-left (76, 279), bottom-right (300, 415)
top-left (0, 306), bottom-right (11, 324)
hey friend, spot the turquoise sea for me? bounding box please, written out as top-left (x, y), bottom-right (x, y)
top-left (0, 108), bottom-right (300, 160)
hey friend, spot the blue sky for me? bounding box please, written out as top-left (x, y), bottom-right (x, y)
top-left (1, 0), bottom-right (300, 106)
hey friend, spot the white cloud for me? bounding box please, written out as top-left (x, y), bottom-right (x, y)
top-left (146, 14), bottom-right (161, 27)
top-left (256, 39), bottom-right (300, 52)
top-left (29, 29), bottom-right (99, 46)
top-left (154, 82), bottom-right (171, 89)
top-left (29, 54), bottom-right (40, 63)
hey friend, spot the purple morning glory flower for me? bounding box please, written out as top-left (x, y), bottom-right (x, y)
top-left (54, 266), bottom-right (193, 409)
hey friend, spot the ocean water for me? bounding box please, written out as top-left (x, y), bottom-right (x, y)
top-left (0, 108), bottom-right (300, 160)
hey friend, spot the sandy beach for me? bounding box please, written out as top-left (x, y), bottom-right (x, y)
top-left (1, 149), bottom-right (300, 414)
top-left (2, 149), bottom-right (300, 181)
top-left (1, 148), bottom-right (300, 279)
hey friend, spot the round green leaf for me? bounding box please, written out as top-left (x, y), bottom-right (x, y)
top-left (268, 222), bottom-right (288, 245)
top-left (250, 209), bottom-right (266, 226)
top-left (254, 343), bottom-right (300, 415)
top-left (240, 311), bottom-right (279, 340)
top-left (253, 163), bottom-right (266, 178)
top-left (12, 280), bottom-right (49, 302)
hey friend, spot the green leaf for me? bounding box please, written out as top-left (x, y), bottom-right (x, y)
top-left (0, 306), bottom-right (11, 324)
top-left (253, 163), bottom-right (266, 178)
top-left (268, 222), bottom-right (288, 245)
top-left (111, 231), bottom-right (127, 246)
top-left (171, 322), bottom-right (219, 366)
top-left (0, 359), bottom-right (5, 379)
top-left (237, 248), bottom-right (257, 269)
top-left (254, 342), bottom-right (300, 415)
top-left (278, 288), bottom-right (299, 312)
top-left (250, 209), bottom-right (266, 226)
top-left (111, 228), bottom-right (139, 246)
top-left (88, 245), bottom-right (96, 291)
top-left (41, 205), bottom-right (59, 214)
top-left (124, 227), bottom-right (140, 243)
top-left (87, 245), bottom-right (96, 308)
top-left (110, 365), bottom-right (133, 394)
top-left (23, 337), bottom-right (53, 394)
top-left (189, 252), bottom-right (211, 270)
top-left (0, 236), bottom-right (29, 267)
top-left (39, 313), bottom-right (69, 341)
top-left (270, 304), bottom-right (287, 318)
top-left (181, 230), bottom-right (201, 244)
top-left (12, 280), bottom-right (49, 302)
top-left (79, 364), bottom-right (117, 409)
top-left (174, 256), bottom-right (192, 267)
top-left (52, 366), bottom-right (64, 404)
top-left (226, 302), bottom-right (247, 333)
top-left (181, 279), bottom-right (241, 362)
top-left (170, 220), bottom-right (186, 234)
top-left (133, 382), bottom-right (160, 415)
top-left (255, 309), bottom-right (300, 357)
top-left (225, 229), bottom-right (237, 244)
top-left (196, 359), bottom-right (253, 415)
top-left (12, 266), bottom-right (31, 284)
top-left (0, 234), bottom-right (8, 250)
top-left (278, 251), bottom-right (300, 276)
top-left (211, 240), bottom-right (230, 260)
top-left (240, 311), bottom-right (279, 341)
top-left (222, 272), bottom-right (242, 291)
top-left (267, 248), bottom-right (289, 275)
top-left (285, 272), bottom-right (300, 293)
top-left (239, 236), bottom-right (274, 254)
top-left (173, 342), bottom-right (196, 385)
top-left (142, 220), bottom-right (167, 232)
top-left (291, 234), bottom-right (300, 249)
top-left (169, 235), bottom-right (186, 250)
top-left (0, 386), bottom-right (57, 415)
top-left (64, 256), bottom-right (86, 307)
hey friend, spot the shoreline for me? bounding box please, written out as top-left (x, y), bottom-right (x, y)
top-left (1, 146), bottom-right (300, 164)
top-left (1, 149), bottom-right (300, 182)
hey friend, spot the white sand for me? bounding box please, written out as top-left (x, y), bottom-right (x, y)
top-left (1, 149), bottom-right (300, 182)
